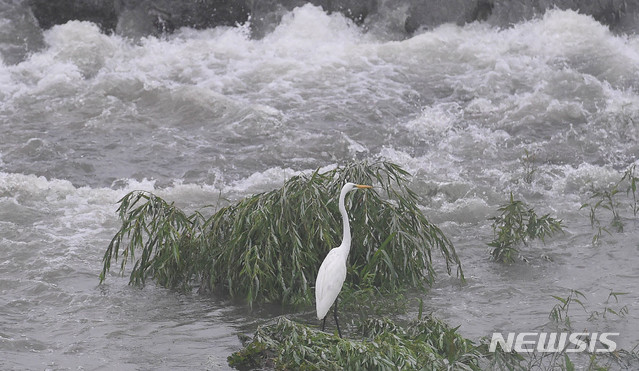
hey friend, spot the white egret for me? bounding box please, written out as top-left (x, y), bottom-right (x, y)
top-left (315, 182), bottom-right (371, 337)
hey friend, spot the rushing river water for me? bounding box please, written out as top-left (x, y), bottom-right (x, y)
top-left (1, 2), bottom-right (639, 370)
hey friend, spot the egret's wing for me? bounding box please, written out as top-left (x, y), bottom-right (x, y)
top-left (315, 248), bottom-right (347, 320)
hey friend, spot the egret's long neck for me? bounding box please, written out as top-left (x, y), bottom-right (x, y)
top-left (339, 187), bottom-right (351, 252)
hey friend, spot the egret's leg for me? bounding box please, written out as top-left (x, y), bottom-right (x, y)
top-left (321, 316), bottom-right (327, 331)
top-left (334, 297), bottom-right (342, 338)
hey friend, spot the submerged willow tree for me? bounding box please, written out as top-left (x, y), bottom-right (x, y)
top-left (100, 161), bottom-right (464, 306)
top-left (227, 315), bottom-right (524, 370)
top-left (488, 193), bottom-right (564, 263)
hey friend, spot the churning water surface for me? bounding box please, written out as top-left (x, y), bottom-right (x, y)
top-left (1, 3), bottom-right (639, 370)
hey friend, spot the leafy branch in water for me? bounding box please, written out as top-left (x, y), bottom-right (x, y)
top-left (548, 289), bottom-right (588, 331)
top-left (100, 161), bottom-right (463, 306)
top-left (99, 191), bottom-right (210, 291)
top-left (524, 289), bottom-right (635, 370)
top-left (588, 290), bottom-right (630, 321)
top-left (581, 164), bottom-right (639, 244)
top-left (549, 289), bottom-right (630, 331)
top-left (521, 149), bottom-right (538, 184)
top-left (488, 193), bottom-right (564, 263)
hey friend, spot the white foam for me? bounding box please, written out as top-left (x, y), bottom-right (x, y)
top-left (403, 103), bottom-right (460, 136)
top-left (438, 197), bottom-right (492, 225)
top-left (269, 4), bottom-right (360, 43)
top-left (555, 163), bottom-right (627, 195)
top-left (224, 167), bottom-right (300, 195)
top-left (0, 172), bottom-right (217, 243)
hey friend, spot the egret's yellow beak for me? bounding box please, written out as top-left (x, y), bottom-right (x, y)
top-left (356, 184), bottom-right (372, 189)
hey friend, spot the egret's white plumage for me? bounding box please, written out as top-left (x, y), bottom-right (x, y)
top-left (315, 245), bottom-right (348, 320)
top-left (315, 182), bottom-right (371, 336)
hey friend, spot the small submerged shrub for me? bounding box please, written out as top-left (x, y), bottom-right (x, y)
top-left (488, 193), bottom-right (564, 263)
top-left (530, 289), bottom-right (636, 370)
top-left (548, 289), bottom-right (587, 331)
top-left (228, 315), bottom-right (520, 370)
top-left (588, 290), bottom-right (629, 321)
top-left (100, 161), bottom-right (463, 306)
top-left (581, 164), bottom-right (639, 244)
top-left (548, 289), bottom-right (630, 331)
top-left (521, 149), bottom-right (538, 184)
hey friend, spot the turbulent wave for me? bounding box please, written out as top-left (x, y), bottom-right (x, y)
top-left (1, 6), bottom-right (637, 190)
